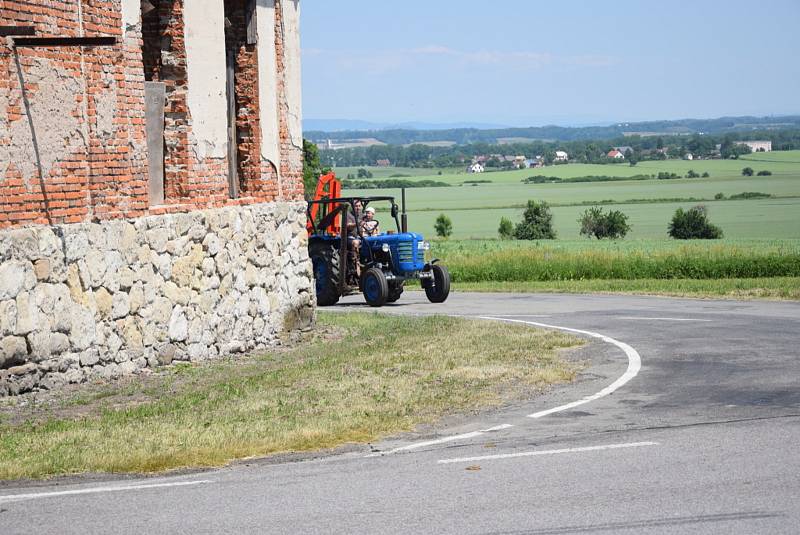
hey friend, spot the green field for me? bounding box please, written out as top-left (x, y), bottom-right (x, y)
top-left (340, 151), bottom-right (800, 239)
top-left (423, 239), bottom-right (800, 299)
top-left (335, 166), bottom-right (462, 179)
top-left (406, 199), bottom-right (800, 239)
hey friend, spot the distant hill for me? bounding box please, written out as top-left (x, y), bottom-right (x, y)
top-left (303, 119), bottom-right (510, 132)
top-left (305, 115), bottom-right (800, 146)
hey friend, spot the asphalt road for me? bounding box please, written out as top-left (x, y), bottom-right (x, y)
top-left (2, 292), bottom-right (799, 534)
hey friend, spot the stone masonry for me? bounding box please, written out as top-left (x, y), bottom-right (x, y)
top-left (0, 202), bottom-right (313, 395)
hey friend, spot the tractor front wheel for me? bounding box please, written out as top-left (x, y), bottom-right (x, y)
top-left (424, 264), bottom-right (450, 303)
top-left (362, 267), bottom-right (389, 307)
top-left (310, 243), bottom-right (341, 306)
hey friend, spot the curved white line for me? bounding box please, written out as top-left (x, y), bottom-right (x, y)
top-left (480, 316), bottom-right (641, 418)
top-left (368, 315), bottom-right (642, 456)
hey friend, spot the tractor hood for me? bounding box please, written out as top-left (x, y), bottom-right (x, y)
top-left (364, 232), bottom-right (427, 273)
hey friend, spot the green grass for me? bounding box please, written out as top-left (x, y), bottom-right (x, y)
top-left (740, 151), bottom-right (800, 163)
top-left (342, 151), bottom-right (800, 186)
top-left (455, 278), bottom-right (800, 300)
top-left (335, 166), bottom-right (462, 179)
top-left (337, 157), bottom-right (800, 296)
top-left (423, 239), bottom-right (800, 299)
top-left (428, 238), bottom-right (800, 281)
top-left (405, 199), bottom-right (800, 239)
top-left (354, 174), bottom-right (800, 211)
top-left (0, 313), bottom-right (581, 480)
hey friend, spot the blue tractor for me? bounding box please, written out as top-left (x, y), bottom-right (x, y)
top-left (307, 195), bottom-right (450, 307)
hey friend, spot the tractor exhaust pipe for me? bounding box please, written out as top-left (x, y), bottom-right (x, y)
top-left (401, 188), bottom-right (408, 233)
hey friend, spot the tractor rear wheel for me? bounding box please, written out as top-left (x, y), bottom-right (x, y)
top-left (387, 281), bottom-right (404, 303)
top-left (424, 264), bottom-right (450, 303)
top-left (310, 242), bottom-right (341, 306)
top-left (362, 267), bottom-right (389, 307)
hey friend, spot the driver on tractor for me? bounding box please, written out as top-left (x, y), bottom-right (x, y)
top-left (346, 199), bottom-right (363, 279)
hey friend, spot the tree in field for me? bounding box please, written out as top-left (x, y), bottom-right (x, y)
top-left (742, 167), bottom-right (754, 176)
top-left (357, 168), bottom-right (373, 178)
top-left (624, 149), bottom-right (638, 167)
top-left (668, 205), bottom-right (723, 239)
top-left (579, 207), bottom-right (631, 239)
top-left (757, 170), bottom-right (772, 176)
top-left (434, 214), bottom-right (453, 238)
top-left (303, 139), bottom-right (326, 198)
top-left (498, 217), bottom-right (514, 240)
top-left (514, 200), bottom-right (556, 240)
top-left (721, 138), bottom-right (752, 159)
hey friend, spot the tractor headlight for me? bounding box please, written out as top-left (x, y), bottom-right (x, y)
top-left (418, 241), bottom-right (431, 251)
top-left (381, 243), bottom-right (390, 253)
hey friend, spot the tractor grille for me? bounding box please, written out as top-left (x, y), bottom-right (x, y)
top-left (397, 241), bottom-right (414, 263)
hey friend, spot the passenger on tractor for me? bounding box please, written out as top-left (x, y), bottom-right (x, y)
top-left (361, 206), bottom-right (380, 236)
top-left (346, 200), bottom-right (363, 279)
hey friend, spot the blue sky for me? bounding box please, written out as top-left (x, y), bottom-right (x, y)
top-left (301, 0), bottom-right (800, 127)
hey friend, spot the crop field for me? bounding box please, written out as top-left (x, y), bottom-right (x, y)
top-left (424, 238), bottom-right (800, 299)
top-left (343, 151), bottom-right (800, 239)
top-left (334, 166), bottom-right (461, 179)
top-left (338, 150), bottom-right (800, 186)
top-left (430, 238), bottom-right (800, 282)
top-left (337, 152), bottom-right (800, 297)
top-left (402, 198), bottom-right (800, 239)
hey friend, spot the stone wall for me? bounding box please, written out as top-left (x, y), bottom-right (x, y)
top-left (0, 202), bottom-right (314, 396)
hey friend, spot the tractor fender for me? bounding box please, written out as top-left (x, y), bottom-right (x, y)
top-left (424, 258), bottom-right (441, 269)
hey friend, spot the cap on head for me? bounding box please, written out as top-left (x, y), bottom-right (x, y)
top-left (365, 207), bottom-right (376, 214)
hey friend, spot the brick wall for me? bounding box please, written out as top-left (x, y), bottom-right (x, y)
top-left (275, 0), bottom-right (305, 201)
top-left (0, 0), bottom-right (304, 231)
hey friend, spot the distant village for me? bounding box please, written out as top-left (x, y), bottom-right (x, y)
top-left (461, 140), bottom-right (772, 174)
top-left (316, 137), bottom-right (774, 171)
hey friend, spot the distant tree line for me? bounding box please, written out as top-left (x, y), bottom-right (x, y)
top-left (320, 130), bottom-right (800, 169)
top-left (307, 115), bottom-right (800, 147)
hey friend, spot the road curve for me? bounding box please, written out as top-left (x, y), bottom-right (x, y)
top-left (2, 292), bottom-right (799, 534)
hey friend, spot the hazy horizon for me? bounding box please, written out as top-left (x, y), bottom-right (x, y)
top-left (302, 113), bottom-right (800, 133)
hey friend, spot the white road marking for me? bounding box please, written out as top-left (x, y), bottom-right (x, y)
top-left (0, 480), bottom-right (213, 504)
top-left (471, 314), bottom-right (552, 318)
top-left (437, 441), bottom-right (658, 464)
top-left (445, 314), bottom-right (551, 319)
top-left (480, 316), bottom-right (642, 419)
top-left (368, 424), bottom-right (514, 457)
top-left (618, 316), bottom-right (712, 322)
top-left (368, 316), bottom-right (643, 456)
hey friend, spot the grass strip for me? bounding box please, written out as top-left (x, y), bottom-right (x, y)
top-left (437, 244), bottom-right (800, 282)
top-left (455, 277), bottom-right (800, 300)
top-left (0, 313), bottom-right (581, 480)
top-left (402, 194), bottom-right (800, 213)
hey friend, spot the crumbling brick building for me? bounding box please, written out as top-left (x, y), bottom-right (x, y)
top-left (0, 0), bottom-right (313, 395)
